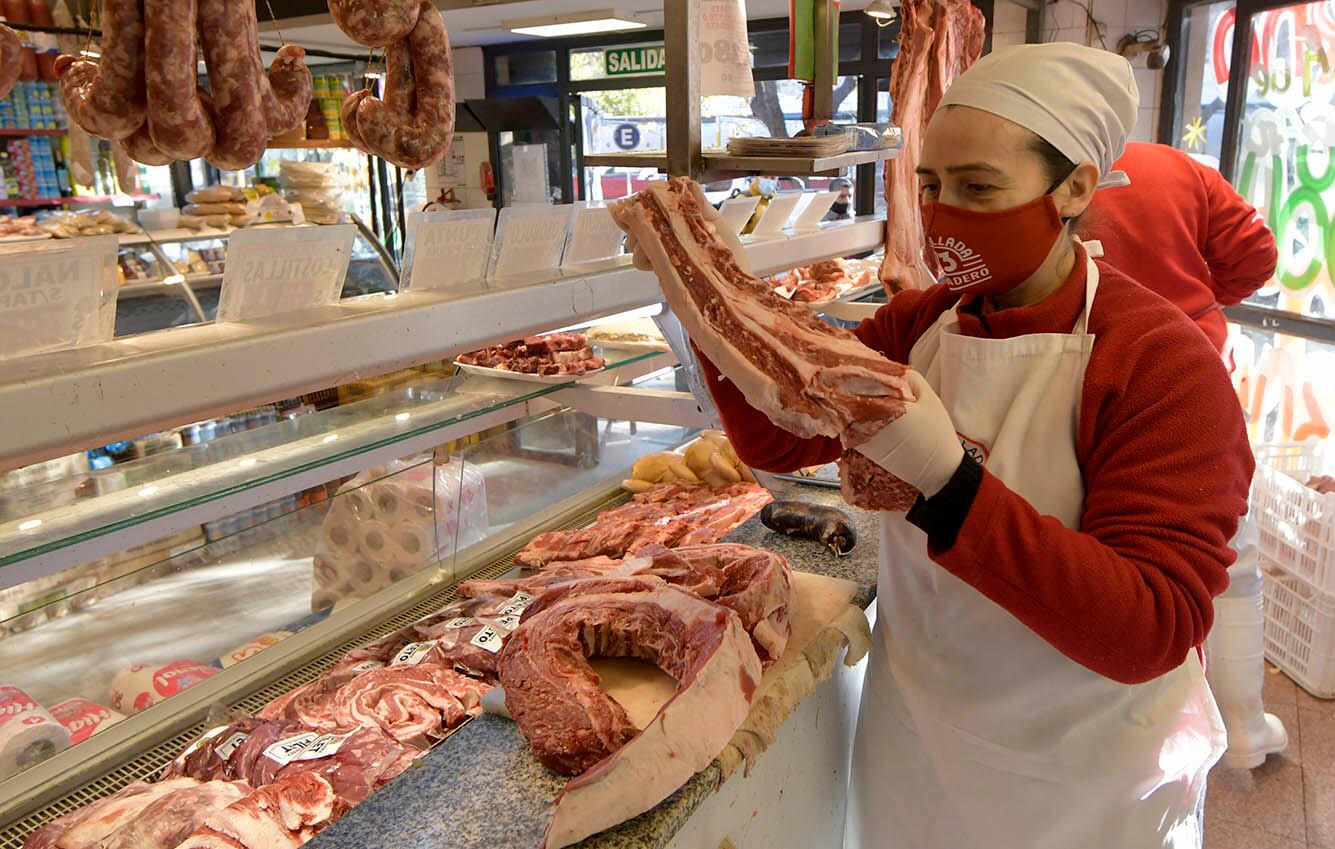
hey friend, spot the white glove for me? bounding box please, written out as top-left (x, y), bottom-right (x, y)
top-left (625, 182), bottom-right (753, 275)
top-left (854, 371), bottom-right (964, 499)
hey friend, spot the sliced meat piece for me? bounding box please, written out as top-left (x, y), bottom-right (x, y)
top-left (176, 773), bottom-right (339, 849)
top-left (328, 664), bottom-right (489, 746)
top-left (101, 781), bottom-right (251, 849)
top-left (31, 779), bottom-right (201, 849)
top-left (497, 582), bottom-right (761, 849)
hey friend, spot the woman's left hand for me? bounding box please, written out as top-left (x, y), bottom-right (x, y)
top-left (853, 371), bottom-right (964, 499)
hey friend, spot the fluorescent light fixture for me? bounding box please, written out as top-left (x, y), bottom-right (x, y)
top-left (18, 519), bottom-right (41, 532)
top-left (504, 10), bottom-right (646, 37)
top-left (865, 0), bottom-right (898, 24)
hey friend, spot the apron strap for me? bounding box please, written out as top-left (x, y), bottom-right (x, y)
top-left (1073, 252), bottom-right (1100, 336)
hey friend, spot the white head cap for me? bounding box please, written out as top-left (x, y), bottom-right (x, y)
top-left (937, 43), bottom-right (1139, 188)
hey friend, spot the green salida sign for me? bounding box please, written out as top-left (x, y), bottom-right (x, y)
top-left (604, 45), bottom-right (666, 76)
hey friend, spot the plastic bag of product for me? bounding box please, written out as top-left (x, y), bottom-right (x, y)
top-left (310, 458), bottom-right (489, 611)
top-left (186, 186), bottom-right (245, 204)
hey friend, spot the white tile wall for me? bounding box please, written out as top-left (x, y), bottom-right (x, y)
top-left (454, 46), bottom-right (485, 101)
top-left (984, 0), bottom-right (1166, 122)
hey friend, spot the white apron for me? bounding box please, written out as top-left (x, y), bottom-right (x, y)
top-left (847, 255), bottom-right (1227, 849)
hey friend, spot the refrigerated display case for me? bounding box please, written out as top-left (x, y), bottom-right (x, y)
top-left (0, 217), bottom-right (884, 849)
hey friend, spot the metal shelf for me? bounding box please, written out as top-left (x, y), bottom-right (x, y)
top-left (582, 148), bottom-right (898, 180)
top-left (0, 217), bottom-right (885, 476)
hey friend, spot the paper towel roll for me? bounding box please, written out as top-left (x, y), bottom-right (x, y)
top-left (393, 524), bottom-right (435, 564)
top-left (108, 661), bottom-right (219, 715)
top-left (358, 521), bottom-right (398, 558)
top-left (322, 517), bottom-right (360, 558)
top-left (371, 483), bottom-right (412, 522)
top-left (48, 698), bottom-right (124, 745)
top-left (342, 487), bottom-right (376, 520)
top-left (0, 686), bottom-right (71, 780)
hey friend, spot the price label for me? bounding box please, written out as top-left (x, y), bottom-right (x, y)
top-left (492, 614), bottom-right (522, 632)
top-left (791, 191), bottom-right (839, 231)
top-left (391, 641), bottom-right (437, 666)
top-left (488, 206), bottom-right (574, 280)
top-left (469, 625), bottom-right (505, 654)
top-left (216, 226), bottom-right (355, 322)
top-left (263, 732), bottom-right (322, 767)
top-left (442, 617), bottom-right (476, 630)
top-left (561, 204), bottom-right (624, 267)
top-left (0, 235), bottom-right (118, 360)
top-left (214, 731), bottom-right (250, 762)
top-left (497, 592), bottom-right (535, 617)
top-left (749, 192), bottom-right (803, 238)
top-left (402, 209), bottom-right (496, 293)
top-left (294, 731), bottom-right (355, 761)
top-left (178, 724), bottom-right (229, 760)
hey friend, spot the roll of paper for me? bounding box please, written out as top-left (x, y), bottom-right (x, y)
top-left (393, 524), bottom-right (435, 564)
top-left (108, 661), bottom-right (219, 715)
top-left (322, 516), bottom-right (360, 558)
top-left (48, 698), bottom-right (125, 745)
top-left (371, 483), bottom-right (411, 522)
top-left (358, 521), bottom-right (398, 558)
top-left (342, 487), bottom-right (376, 520)
top-left (0, 686), bottom-right (71, 780)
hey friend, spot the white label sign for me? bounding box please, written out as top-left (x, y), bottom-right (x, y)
top-left (0, 235), bottom-right (117, 360)
top-left (214, 731), bottom-right (250, 762)
top-left (216, 226), bottom-right (355, 322)
top-left (402, 209), bottom-right (496, 293)
top-left (294, 731), bottom-right (355, 761)
top-left (443, 617), bottom-right (476, 630)
top-left (469, 625), bottom-right (505, 653)
top-left (718, 196), bottom-right (761, 235)
top-left (492, 613), bottom-right (522, 632)
top-left (263, 732), bottom-right (322, 767)
top-left (496, 592), bottom-right (535, 617)
top-left (749, 192), bottom-right (803, 237)
top-left (391, 641), bottom-right (438, 666)
top-left (561, 204), bottom-right (624, 267)
top-left (488, 206), bottom-right (573, 280)
top-left (792, 192), bottom-right (839, 231)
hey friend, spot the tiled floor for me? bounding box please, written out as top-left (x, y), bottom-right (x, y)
top-left (1204, 665), bottom-right (1335, 848)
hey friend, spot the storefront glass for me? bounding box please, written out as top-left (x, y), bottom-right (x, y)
top-left (1169, 0), bottom-right (1235, 161)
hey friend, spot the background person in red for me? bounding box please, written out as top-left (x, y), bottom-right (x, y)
top-left (1082, 142), bottom-right (1277, 354)
top-left (1083, 142), bottom-right (1285, 771)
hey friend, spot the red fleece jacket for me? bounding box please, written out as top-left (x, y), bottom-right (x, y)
top-left (1083, 142), bottom-right (1277, 353)
top-left (702, 250), bottom-right (1253, 685)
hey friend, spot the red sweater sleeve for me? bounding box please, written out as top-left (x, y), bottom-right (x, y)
top-left (932, 267), bottom-right (1251, 684)
top-left (699, 285), bottom-right (956, 472)
top-left (1198, 160), bottom-right (1277, 305)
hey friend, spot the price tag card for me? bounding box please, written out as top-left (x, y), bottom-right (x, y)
top-left (469, 625), bottom-right (505, 654)
top-left (216, 225), bottom-right (355, 323)
top-left (488, 205), bottom-right (574, 280)
top-left (0, 235), bottom-right (117, 360)
top-left (748, 192), bottom-right (803, 238)
top-left (402, 209), bottom-right (496, 293)
top-left (718, 196), bottom-right (760, 235)
top-left (561, 203), bottom-right (625, 267)
top-left (791, 191), bottom-right (839, 231)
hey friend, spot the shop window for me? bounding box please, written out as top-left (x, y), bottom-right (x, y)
top-left (749, 21), bottom-right (862, 68)
top-left (877, 17), bottom-right (903, 60)
top-left (494, 51), bottom-right (559, 86)
top-left (571, 44), bottom-right (666, 81)
top-left (1232, 0), bottom-right (1335, 320)
top-left (1168, 0), bottom-right (1234, 161)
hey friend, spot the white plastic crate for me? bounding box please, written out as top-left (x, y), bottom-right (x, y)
top-left (1262, 562), bottom-right (1335, 698)
top-left (1253, 440), bottom-right (1323, 478)
top-left (1253, 463), bottom-right (1335, 594)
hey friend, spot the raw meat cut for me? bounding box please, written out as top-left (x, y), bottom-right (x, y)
top-left (497, 581), bottom-right (761, 848)
top-left (164, 719), bottom-right (417, 807)
top-left (258, 659), bottom-right (385, 728)
top-left (772, 258), bottom-right (874, 303)
top-left (326, 664), bottom-right (489, 746)
top-left (610, 178), bottom-right (914, 446)
top-left (22, 778), bottom-right (201, 849)
top-left (879, 0), bottom-right (986, 294)
top-left (101, 780), bottom-right (251, 849)
top-left (515, 482), bottom-right (771, 566)
top-left (175, 772), bottom-right (339, 849)
top-left (838, 449), bottom-right (922, 511)
top-left (457, 332), bottom-right (606, 376)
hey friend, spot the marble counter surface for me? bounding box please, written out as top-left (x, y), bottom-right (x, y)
top-left (310, 483), bottom-right (878, 849)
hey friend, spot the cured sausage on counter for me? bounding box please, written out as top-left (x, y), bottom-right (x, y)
top-left (261, 44), bottom-right (314, 137)
top-left (0, 24), bottom-right (20, 99)
top-left (196, 0), bottom-right (268, 170)
top-left (55, 0), bottom-right (147, 139)
top-left (345, 0), bottom-right (454, 170)
top-left (329, 0), bottom-right (420, 47)
top-left (144, 0), bottom-right (214, 160)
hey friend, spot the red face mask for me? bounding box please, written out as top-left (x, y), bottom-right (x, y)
top-left (922, 194), bottom-right (1064, 296)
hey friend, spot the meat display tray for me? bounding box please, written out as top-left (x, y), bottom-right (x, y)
top-left (453, 361), bottom-right (608, 385)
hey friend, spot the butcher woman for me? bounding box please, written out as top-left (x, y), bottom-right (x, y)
top-left (636, 43), bottom-right (1252, 848)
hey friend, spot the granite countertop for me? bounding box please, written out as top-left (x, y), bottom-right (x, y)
top-left (310, 482), bottom-right (879, 849)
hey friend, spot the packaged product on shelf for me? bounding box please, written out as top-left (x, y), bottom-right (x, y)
top-left (278, 160), bottom-right (345, 225)
top-left (40, 208), bottom-right (141, 238)
top-left (218, 631), bottom-right (294, 668)
top-left (108, 661), bottom-right (220, 715)
top-left (48, 698), bottom-right (126, 745)
top-left (0, 214), bottom-right (46, 237)
top-left (310, 458), bottom-right (489, 611)
top-left (0, 686), bottom-right (71, 780)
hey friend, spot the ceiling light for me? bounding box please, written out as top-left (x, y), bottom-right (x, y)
top-left (504, 10), bottom-right (646, 38)
top-left (865, 0), bottom-right (898, 25)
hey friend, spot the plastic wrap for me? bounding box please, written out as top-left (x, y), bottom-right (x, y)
top-left (311, 458), bottom-right (489, 611)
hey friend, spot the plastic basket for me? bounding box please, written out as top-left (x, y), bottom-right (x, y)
top-left (1253, 464), bottom-right (1335, 594)
top-left (1253, 440), bottom-right (1324, 478)
top-left (1262, 560), bottom-right (1335, 698)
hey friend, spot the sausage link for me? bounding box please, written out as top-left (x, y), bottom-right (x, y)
top-left (0, 24), bottom-right (20, 99)
top-left (260, 44), bottom-right (313, 136)
top-left (329, 0), bottom-right (419, 47)
top-left (145, 0), bottom-right (214, 160)
top-left (55, 0), bottom-right (147, 139)
top-left (341, 88), bottom-right (372, 152)
top-left (353, 1), bottom-right (454, 170)
top-left (120, 121), bottom-right (173, 166)
top-left (197, 0), bottom-right (267, 170)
